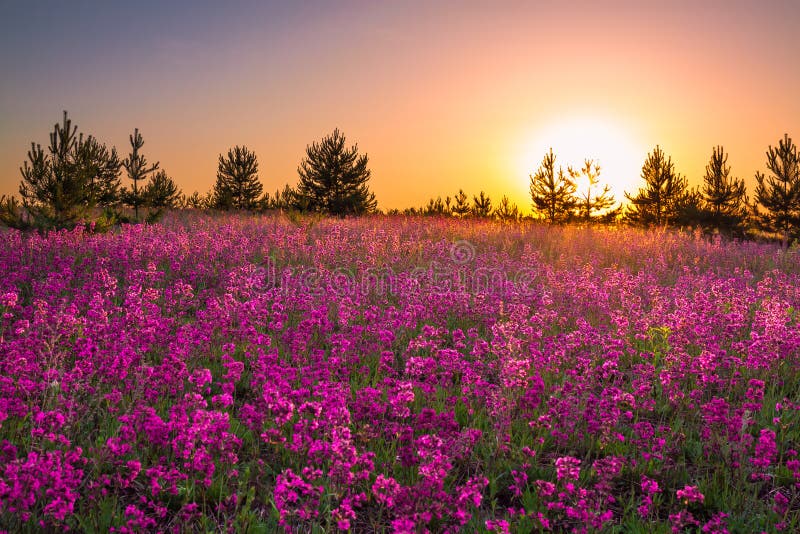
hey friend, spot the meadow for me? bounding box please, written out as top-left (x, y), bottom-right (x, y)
top-left (1, 213), bottom-right (799, 533)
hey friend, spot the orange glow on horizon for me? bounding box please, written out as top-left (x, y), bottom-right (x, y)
top-left (515, 116), bottom-right (648, 206)
top-left (0, 2), bottom-right (798, 214)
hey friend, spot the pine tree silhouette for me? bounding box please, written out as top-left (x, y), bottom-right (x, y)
top-left (296, 129), bottom-right (376, 216)
top-left (16, 111), bottom-right (121, 229)
top-left (179, 191), bottom-right (207, 209)
top-left (423, 196), bottom-right (450, 216)
top-left (121, 128), bottom-right (159, 221)
top-left (493, 195), bottom-right (521, 222)
top-left (569, 160), bottom-right (615, 222)
top-left (452, 189), bottom-right (471, 218)
top-left (529, 148), bottom-right (576, 223)
top-left (144, 170), bottom-right (181, 208)
top-left (701, 146), bottom-right (747, 235)
top-left (753, 134), bottom-right (800, 245)
top-left (471, 191), bottom-right (493, 218)
top-left (624, 146), bottom-right (687, 226)
top-left (213, 146), bottom-right (263, 211)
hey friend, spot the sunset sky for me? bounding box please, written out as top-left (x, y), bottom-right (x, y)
top-left (1, 0), bottom-right (799, 212)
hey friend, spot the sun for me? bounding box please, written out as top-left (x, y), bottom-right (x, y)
top-left (517, 116), bottom-right (647, 203)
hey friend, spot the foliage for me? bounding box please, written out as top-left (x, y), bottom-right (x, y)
top-left (701, 145), bottom-right (748, 235)
top-left (452, 189), bottom-right (471, 218)
top-left (121, 128), bottom-right (159, 221)
top-left (596, 205), bottom-right (623, 224)
top-left (13, 111), bottom-right (121, 229)
top-left (212, 145), bottom-right (263, 211)
top-left (296, 129), bottom-right (377, 216)
top-left (569, 159), bottom-right (616, 222)
top-left (529, 148), bottom-right (576, 223)
top-left (79, 136), bottom-right (124, 207)
top-left (261, 184), bottom-right (307, 212)
top-left (178, 191), bottom-right (213, 210)
top-left (753, 134), bottom-right (800, 244)
top-left (471, 191), bottom-right (492, 218)
top-left (143, 170), bottom-right (181, 208)
top-left (673, 186), bottom-right (707, 229)
top-left (0, 195), bottom-right (34, 230)
top-left (624, 145), bottom-right (688, 226)
top-left (421, 196), bottom-right (451, 216)
top-left (493, 195), bottom-right (521, 222)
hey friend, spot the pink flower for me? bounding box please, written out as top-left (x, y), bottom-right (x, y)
top-left (211, 393), bottom-right (233, 408)
top-left (486, 519), bottom-right (511, 533)
top-left (676, 485), bottom-right (704, 505)
top-left (701, 512), bottom-right (729, 533)
top-left (0, 291), bottom-right (17, 308)
top-left (555, 456), bottom-right (581, 481)
top-left (535, 480), bottom-right (556, 497)
top-left (189, 368), bottom-right (213, 389)
top-left (372, 474), bottom-right (401, 508)
top-left (641, 475), bottom-right (661, 495)
top-left (750, 428), bottom-right (777, 470)
top-left (773, 491), bottom-right (789, 515)
top-left (390, 517), bottom-right (416, 533)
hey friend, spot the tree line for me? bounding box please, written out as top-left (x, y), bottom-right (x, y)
top-left (620, 138), bottom-right (798, 244)
top-left (395, 136), bottom-right (800, 243)
top-left (393, 137), bottom-right (799, 239)
top-left (1, 111), bottom-right (799, 243)
top-left (0, 112), bottom-right (376, 230)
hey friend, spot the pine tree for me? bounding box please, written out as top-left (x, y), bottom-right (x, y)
top-left (144, 170), bottom-right (180, 208)
top-left (753, 134), bottom-right (800, 244)
top-left (701, 146), bottom-right (747, 234)
top-left (624, 146), bottom-right (687, 226)
top-left (569, 159), bottom-right (615, 222)
top-left (16, 111), bottom-right (121, 228)
top-left (182, 191), bottom-right (214, 210)
top-left (423, 196), bottom-right (450, 216)
top-left (529, 148), bottom-right (576, 223)
top-left (471, 191), bottom-right (493, 218)
top-left (179, 191), bottom-right (207, 210)
top-left (296, 129), bottom-right (376, 216)
top-left (121, 128), bottom-right (159, 221)
top-left (261, 184), bottom-right (300, 211)
top-left (494, 195), bottom-right (521, 222)
top-left (452, 189), bottom-right (471, 218)
top-left (212, 145), bottom-right (263, 211)
top-left (278, 184), bottom-right (300, 210)
top-left (0, 196), bottom-right (29, 229)
top-left (675, 186), bottom-right (706, 229)
top-left (78, 136), bottom-right (123, 207)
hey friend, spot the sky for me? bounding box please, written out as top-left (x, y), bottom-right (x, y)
top-left (1, 0), bottom-right (799, 212)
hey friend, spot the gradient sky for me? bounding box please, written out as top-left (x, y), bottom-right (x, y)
top-left (1, 0), bottom-right (799, 212)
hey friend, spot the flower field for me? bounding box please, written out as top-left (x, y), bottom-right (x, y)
top-left (1, 213), bottom-right (800, 533)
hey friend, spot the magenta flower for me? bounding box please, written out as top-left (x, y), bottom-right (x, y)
top-left (676, 485), bottom-right (704, 505)
top-left (555, 456), bottom-right (581, 481)
top-left (485, 519), bottom-right (511, 533)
